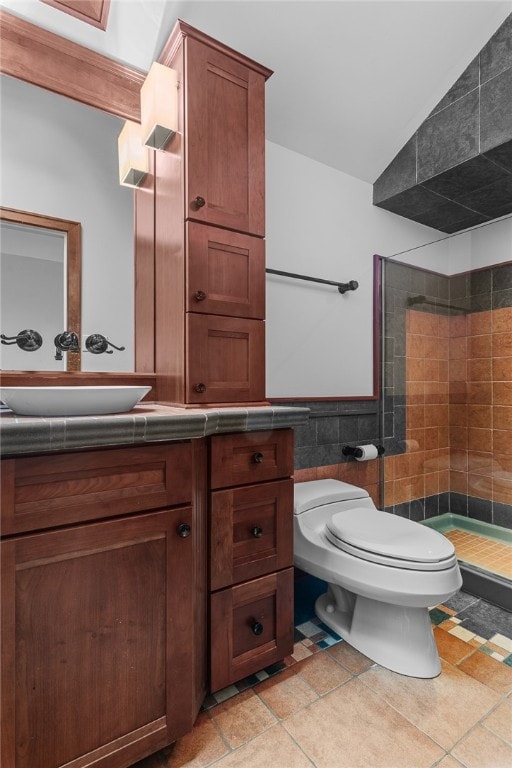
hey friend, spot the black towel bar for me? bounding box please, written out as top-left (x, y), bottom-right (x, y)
top-left (266, 268), bottom-right (358, 295)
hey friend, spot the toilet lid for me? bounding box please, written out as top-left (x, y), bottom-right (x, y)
top-left (325, 507), bottom-right (456, 570)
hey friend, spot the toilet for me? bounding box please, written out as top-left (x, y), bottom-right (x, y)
top-left (294, 479), bottom-right (462, 678)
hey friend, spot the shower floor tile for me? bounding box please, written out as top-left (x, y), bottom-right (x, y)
top-left (444, 529), bottom-right (512, 579)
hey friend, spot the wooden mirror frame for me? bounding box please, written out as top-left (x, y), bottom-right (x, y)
top-left (0, 10), bottom-right (156, 393)
top-left (1, 207), bottom-right (82, 372)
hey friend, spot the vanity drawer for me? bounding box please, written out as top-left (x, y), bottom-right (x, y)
top-left (209, 429), bottom-right (294, 489)
top-left (209, 568), bottom-right (294, 692)
top-left (210, 479), bottom-right (293, 590)
top-left (1, 443), bottom-right (193, 535)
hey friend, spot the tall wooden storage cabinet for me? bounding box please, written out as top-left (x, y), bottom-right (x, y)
top-left (138, 21), bottom-right (272, 405)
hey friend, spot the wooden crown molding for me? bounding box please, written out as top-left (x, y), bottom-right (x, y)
top-left (159, 18), bottom-right (274, 81)
top-left (0, 9), bottom-right (144, 121)
top-left (39, 0), bottom-right (111, 31)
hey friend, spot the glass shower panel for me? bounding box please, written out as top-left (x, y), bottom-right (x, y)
top-left (380, 217), bottom-right (512, 534)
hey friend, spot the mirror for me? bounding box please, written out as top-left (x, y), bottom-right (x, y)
top-left (0, 207), bottom-right (81, 372)
top-left (0, 72), bottom-right (134, 372)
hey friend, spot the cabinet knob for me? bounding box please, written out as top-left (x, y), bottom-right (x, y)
top-left (252, 452), bottom-right (264, 464)
top-left (251, 621), bottom-right (264, 636)
top-left (194, 383), bottom-right (207, 393)
top-left (194, 290), bottom-right (207, 302)
top-left (177, 523), bottom-right (191, 538)
top-left (193, 195), bottom-right (206, 209)
top-left (252, 526), bottom-right (263, 538)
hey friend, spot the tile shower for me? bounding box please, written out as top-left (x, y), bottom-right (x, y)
top-left (381, 252), bottom-right (512, 601)
top-left (382, 257), bottom-right (512, 528)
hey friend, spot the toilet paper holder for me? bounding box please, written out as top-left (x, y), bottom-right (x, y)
top-left (342, 444), bottom-right (385, 459)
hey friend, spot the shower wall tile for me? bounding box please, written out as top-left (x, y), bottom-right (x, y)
top-left (480, 13), bottom-right (512, 83)
top-left (493, 263), bottom-right (512, 291)
top-left (411, 200), bottom-right (487, 232)
top-left (468, 496), bottom-right (493, 524)
top-left (284, 400), bottom-right (379, 472)
top-left (481, 67), bottom-right (512, 152)
top-left (484, 138), bottom-right (512, 173)
top-left (428, 56), bottom-right (479, 117)
top-left (373, 136), bottom-right (417, 204)
top-left (421, 155), bottom-right (508, 200)
top-left (493, 501), bottom-right (512, 529)
top-left (417, 89), bottom-right (480, 182)
top-left (456, 175), bottom-right (512, 219)
top-left (382, 257), bottom-right (512, 528)
top-left (374, 14), bottom-right (512, 233)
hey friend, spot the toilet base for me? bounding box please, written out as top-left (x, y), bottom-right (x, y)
top-left (315, 588), bottom-right (441, 678)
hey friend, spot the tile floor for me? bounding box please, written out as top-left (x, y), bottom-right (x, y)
top-left (444, 530), bottom-right (512, 581)
top-left (133, 581), bottom-right (512, 768)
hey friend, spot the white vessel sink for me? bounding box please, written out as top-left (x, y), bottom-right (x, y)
top-left (0, 386), bottom-right (151, 417)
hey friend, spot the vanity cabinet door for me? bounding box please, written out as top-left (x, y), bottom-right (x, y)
top-left (186, 314), bottom-right (265, 403)
top-left (186, 223), bottom-right (265, 319)
top-left (1, 506), bottom-right (200, 768)
top-left (185, 37), bottom-right (266, 237)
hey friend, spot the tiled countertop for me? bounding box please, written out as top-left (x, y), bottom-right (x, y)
top-left (0, 403), bottom-right (310, 456)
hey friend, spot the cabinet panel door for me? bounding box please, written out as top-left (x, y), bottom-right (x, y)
top-left (209, 569), bottom-right (294, 692)
top-left (186, 223), bottom-right (265, 319)
top-left (185, 37), bottom-right (266, 237)
top-left (1, 507), bottom-right (201, 768)
top-left (210, 479), bottom-right (293, 590)
top-left (186, 314), bottom-right (264, 403)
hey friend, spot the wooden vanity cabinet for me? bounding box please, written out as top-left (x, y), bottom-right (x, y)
top-left (208, 430), bottom-right (295, 692)
top-left (139, 22), bottom-right (272, 405)
top-left (0, 442), bottom-right (207, 768)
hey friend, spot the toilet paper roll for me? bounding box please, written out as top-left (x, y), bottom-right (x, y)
top-left (354, 444), bottom-right (379, 462)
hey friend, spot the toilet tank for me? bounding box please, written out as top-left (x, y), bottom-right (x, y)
top-left (294, 479), bottom-right (374, 516)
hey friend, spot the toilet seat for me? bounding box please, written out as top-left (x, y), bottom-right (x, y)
top-left (325, 507), bottom-right (457, 571)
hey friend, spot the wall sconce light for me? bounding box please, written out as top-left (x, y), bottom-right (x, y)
top-left (141, 62), bottom-right (178, 150)
top-left (118, 120), bottom-right (149, 187)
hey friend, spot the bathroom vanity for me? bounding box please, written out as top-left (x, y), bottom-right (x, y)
top-left (0, 12), bottom-right (300, 768)
top-left (0, 408), bottom-right (306, 768)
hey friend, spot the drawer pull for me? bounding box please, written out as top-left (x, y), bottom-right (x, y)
top-left (252, 526), bottom-right (263, 538)
top-left (251, 621), bottom-right (264, 636)
top-left (194, 290), bottom-right (207, 301)
top-left (177, 523), bottom-right (191, 538)
top-left (194, 383), bottom-right (207, 393)
top-left (252, 452), bottom-right (264, 464)
top-left (193, 195), bottom-right (206, 209)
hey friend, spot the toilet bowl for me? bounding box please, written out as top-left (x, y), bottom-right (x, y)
top-left (294, 479), bottom-right (462, 678)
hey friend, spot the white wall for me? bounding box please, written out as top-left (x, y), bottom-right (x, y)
top-left (265, 141), bottom-right (443, 398)
top-left (0, 74), bottom-right (134, 372)
top-left (389, 215), bottom-right (512, 275)
top-left (0, 254), bottom-right (64, 370)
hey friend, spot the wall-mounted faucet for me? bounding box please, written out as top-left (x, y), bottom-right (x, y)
top-left (85, 334), bottom-right (125, 355)
top-left (1, 329), bottom-right (43, 351)
top-left (54, 331), bottom-right (80, 360)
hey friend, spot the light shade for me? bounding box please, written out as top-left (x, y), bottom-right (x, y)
top-left (141, 62), bottom-right (178, 150)
top-left (118, 120), bottom-right (149, 187)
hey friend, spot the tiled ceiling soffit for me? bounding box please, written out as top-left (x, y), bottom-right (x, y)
top-left (373, 14), bottom-right (512, 234)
